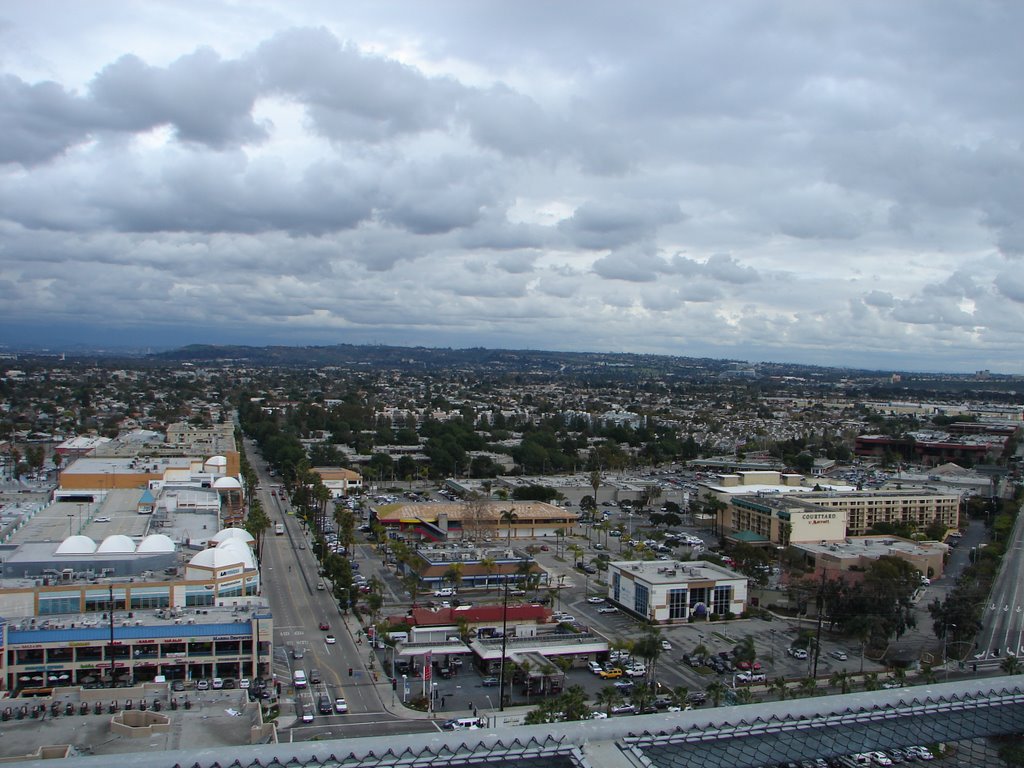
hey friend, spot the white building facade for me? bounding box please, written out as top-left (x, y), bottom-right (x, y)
top-left (606, 560), bottom-right (748, 625)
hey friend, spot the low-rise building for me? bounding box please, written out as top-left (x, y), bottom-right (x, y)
top-left (311, 467), bottom-right (363, 498)
top-left (792, 535), bottom-right (947, 580)
top-left (606, 560), bottom-right (748, 624)
top-left (374, 500), bottom-right (576, 543)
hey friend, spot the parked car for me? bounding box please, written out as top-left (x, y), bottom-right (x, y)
top-left (196, 679), bottom-right (210, 691)
top-left (599, 668), bottom-right (623, 679)
top-left (610, 703), bottom-right (636, 714)
top-left (830, 650), bottom-right (848, 661)
top-left (211, 677), bottom-right (224, 690)
top-left (661, 640), bottom-right (672, 651)
top-left (587, 661), bottom-right (603, 675)
top-left (787, 647), bottom-right (808, 660)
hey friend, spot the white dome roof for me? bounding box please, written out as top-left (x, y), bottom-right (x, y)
top-left (205, 455), bottom-right (228, 468)
top-left (96, 535), bottom-right (136, 554)
top-left (216, 539), bottom-right (256, 569)
top-left (137, 534), bottom-right (176, 553)
top-left (189, 543), bottom-right (254, 570)
top-left (55, 535), bottom-right (97, 555)
top-left (210, 527), bottom-right (254, 545)
top-left (213, 476), bottom-right (242, 489)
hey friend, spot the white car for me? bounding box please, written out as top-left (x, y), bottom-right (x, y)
top-left (865, 751), bottom-right (892, 766)
top-left (94, 517), bottom-right (111, 523)
top-left (334, 698), bottom-right (348, 713)
top-left (587, 661), bottom-right (603, 674)
top-left (906, 746), bottom-right (934, 761)
top-left (553, 614), bottom-right (576, 623)
top-left (589, 711), bottom-right (608, 719)
top-left (325, 634), bottom-right (336, 644)
top-left (661, 640), bottom-right (672, 651)
top-left (598, 606), bottom-right (619, 614)
top-left (434, 588), bottom-right (457, 597)
top-left (586, 596), bottom-right (605, 604)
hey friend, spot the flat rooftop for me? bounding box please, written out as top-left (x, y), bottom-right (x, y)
top-left (795, 536), bottom-right (948, 560)
top-left (609, 559), bottom-right (742, 584)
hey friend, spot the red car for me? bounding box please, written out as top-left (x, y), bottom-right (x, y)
top-left (319, 621), bottom-right (330, 631)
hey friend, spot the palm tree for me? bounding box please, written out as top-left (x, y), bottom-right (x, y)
top-left (829, 670), bottom-right (851, 694)
top-left (443, 563), bottom-right (464, 593)
top-left (631, 681), bottom-right (652, 713)
top-left (705, 680), bottom-right (727, 707)
top-left (594, 685), bottom-right (623, 716)
top-left (1000, 654), bottom-right (1023, 675)
top-left (797, 677), bottom-right (818, 698)
top-left (863, 672), bottom-right (880, 691)
top-left (590, 470), bottom-right (602, 506)
top-left (480, 556), bottom-right (497, 592)
top-left (771, 676), bottom-right (788, 701)
top-left (633, 629), bottom-right (663, 684)
top-left (500, 508), bottom-right (519, 547)
top-left (670, 685), bottom-right (689, 709)
top-left (733, 687), bottom-right (753, 704)
top-left (733, 634), bottom-right (757, 666)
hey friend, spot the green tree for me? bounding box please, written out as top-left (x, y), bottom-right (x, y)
top-left (829, 670), bottom-right (851, 694)
top-left (705, 679), bottom-right (727, 707)
top-left (771, 676), bottom-right (788, 701)
top-left (500, 508), bottom-right (519, 546)
top-left (1001, 654), bottom-right (1023, 675)
top-left (594, 685), bottom-right (623, 716)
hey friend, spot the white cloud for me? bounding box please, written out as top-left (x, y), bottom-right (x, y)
top-left (1, 2), bottom-right (1024, 371)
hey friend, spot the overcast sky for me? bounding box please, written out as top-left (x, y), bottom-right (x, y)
top-left (1, 2), bottom-right (1022, 372)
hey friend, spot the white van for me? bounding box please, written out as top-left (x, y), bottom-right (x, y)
top-left (442, 717), bottom-right (483, 730)
top-left (293, 669), bottom-right (307, 688)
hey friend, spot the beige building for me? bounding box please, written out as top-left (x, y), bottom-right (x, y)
top-left (311, 467), bottom-right (363, 498)
top-left (794, 535), bottom-right (948, 580)
top-left (722, 489), bottom-right (960, 546)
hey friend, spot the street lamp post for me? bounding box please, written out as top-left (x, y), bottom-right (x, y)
top-left (498, 576), bottom-right (510, 711)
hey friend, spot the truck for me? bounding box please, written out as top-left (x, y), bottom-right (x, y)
top-left (275, 523), bottom-right (285, 535)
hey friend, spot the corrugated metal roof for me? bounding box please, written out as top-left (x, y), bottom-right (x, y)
top-left (8, 621), bottom-right (252, 645)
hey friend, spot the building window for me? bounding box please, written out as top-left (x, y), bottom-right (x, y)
top-left (713, 585), bottom-right (732, 616)
top-left (130, 588), bottom-right (170, 610)
top-left (634, 584), bottom-right (649, 617)
top-left (612, 572), bottom-right (621, 603)
top-left (668, 589), bottom-right (688, 620)
top-left (39, 592), bottom-right (82, 615)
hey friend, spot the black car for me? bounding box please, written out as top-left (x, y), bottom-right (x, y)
top-left (686, 691), bottom-right (706, 705)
